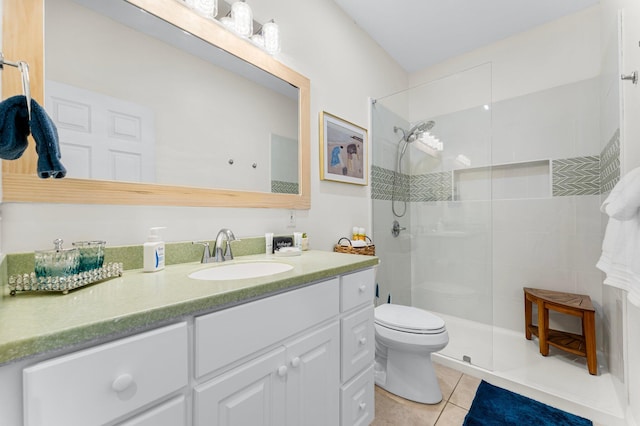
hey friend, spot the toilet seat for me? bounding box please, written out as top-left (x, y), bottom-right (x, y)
top-left (375, 304), bottom-right (445, 334)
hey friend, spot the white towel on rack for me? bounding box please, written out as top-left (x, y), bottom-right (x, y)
top-left (600, 166), bottom-right (640, 219)
top-left (597, 167), bottom-right (640, 303)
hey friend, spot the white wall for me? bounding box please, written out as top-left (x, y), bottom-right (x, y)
top-left (0, 0), bottom-right (408, 254)
top-left (409, 6), bottom-right (602, 103)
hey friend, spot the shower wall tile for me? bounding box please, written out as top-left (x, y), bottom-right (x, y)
top-left (371, 166), bottom-right (453, 202)
top-left (551, 156), bottom-right (600, 196)
top-left (375, 156), bottom-right (611, 202)
top-left (491, 78), bottom-right (600, 165)
top-left (270, 180), bottom-right (298, 194)
top-left (574, 195), bottom-right (603, 236)
top-left (410, 171), bottom-right (453, 202)
top-left (600, 128), bottom-right (620, 194)
top-left (371, 165), bottom-right (410, 201)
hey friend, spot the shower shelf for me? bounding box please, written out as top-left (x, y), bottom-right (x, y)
top-left (453, 159), bottom-right (550, 201)
top-left (8, 263), bottom-right (124, 295)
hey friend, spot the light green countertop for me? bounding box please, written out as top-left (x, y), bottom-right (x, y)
top-left (0, 250), bottom-right (377, 365)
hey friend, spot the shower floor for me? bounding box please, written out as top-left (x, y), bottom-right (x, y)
top-left (432, 313), bottom-right (627, 426)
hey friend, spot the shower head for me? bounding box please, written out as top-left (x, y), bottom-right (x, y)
top-left (394, 120), bottom-right (435, 143)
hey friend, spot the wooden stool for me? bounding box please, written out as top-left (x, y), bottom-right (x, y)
top-left (523, 287), bottom-right (597, 375)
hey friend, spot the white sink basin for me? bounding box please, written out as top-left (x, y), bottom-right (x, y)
top-left (188, 262), bottom-right (294, 281)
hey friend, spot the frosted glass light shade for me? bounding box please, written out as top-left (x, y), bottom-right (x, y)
top-left (191, 0), bottom-right (217, 18)
top-left (251, 33), bottom-right (265, 47)
top-left (232, 1), bottom-right (253, 37)
top-left (262, 21), bottom-right (280, 54)
top-left (220, 16), bottom-right (235, 31)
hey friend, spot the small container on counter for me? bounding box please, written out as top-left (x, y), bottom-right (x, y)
top-left (72, 240), bottom-right (106, 272)
top-left (34, 239), bottom-right (80, 278)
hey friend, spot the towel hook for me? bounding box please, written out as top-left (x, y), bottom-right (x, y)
top-left (0, 52), bottom-right (32, 120)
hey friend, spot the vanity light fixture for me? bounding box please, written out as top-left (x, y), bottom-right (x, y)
top-left (220, 11), bottom-right (235, 31)
top-left (250, 32), bottom-right (265, 48)
top-left (184, 0), bottom-right (218, 19)
top-left (180, 0), bottom-right (281, 54)
top-left (262, 20), bottom-right (281, 54)
top-left (232, 0), bottom-right (253, 37)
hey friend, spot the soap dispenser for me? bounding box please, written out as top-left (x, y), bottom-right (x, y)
top-left (144, 227), bottom-right (166, 272)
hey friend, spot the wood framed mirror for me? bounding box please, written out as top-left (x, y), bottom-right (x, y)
top-left (1, 0), bottom-right (310, 208)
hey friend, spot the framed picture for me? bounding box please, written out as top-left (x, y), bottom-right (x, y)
top-left (319, 111), bottom-right (368, 185)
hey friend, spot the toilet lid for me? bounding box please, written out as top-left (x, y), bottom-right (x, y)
top-left (375, 304), bottom-right (446, 334)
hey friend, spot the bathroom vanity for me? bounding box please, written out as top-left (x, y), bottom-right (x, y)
top-left (0, 251), bottom-right (376, 426)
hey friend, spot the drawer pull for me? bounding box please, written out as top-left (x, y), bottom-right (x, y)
top-left (290, 357), bottom-right (301, 368)
top-left (358, 285), bottom-right (366, 293)
top-left (359, 402), bottom-right (367, 410)
top-left (111, 374), bottom-right (134, 393)
top-left (277, 365), bottom-right (288, 377)
top-left (359, 337), bottom-right (367, 346)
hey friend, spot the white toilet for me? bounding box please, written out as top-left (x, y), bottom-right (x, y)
top-left (374, 304), bottom-right (449, 404)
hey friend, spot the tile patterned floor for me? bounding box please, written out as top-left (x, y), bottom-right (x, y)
top-left (372, 363), bottom-right (481, 426)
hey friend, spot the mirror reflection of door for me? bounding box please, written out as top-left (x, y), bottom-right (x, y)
top-left (46, 80), bottom-right (156, 182)
top-left (270, 134), bottom-right (298, 194)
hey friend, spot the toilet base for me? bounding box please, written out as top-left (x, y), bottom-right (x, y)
top-left (375, 348), bottom-right (442, 404)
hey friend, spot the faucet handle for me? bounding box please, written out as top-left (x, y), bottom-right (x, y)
top-left (192, 241), bottom-right (212, 263)
top-left (224, 239), bottom-right (236, 261)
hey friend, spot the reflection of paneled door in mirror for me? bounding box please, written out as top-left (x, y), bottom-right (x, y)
top-left (45, 80), bottom-right (156, 183)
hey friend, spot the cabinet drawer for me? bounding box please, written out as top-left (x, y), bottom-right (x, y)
top-left (117, 396), bottom-right (186, 426)
top-left (23, 323), bottom-right (188, 426)
top-left (195, 278), bottom-right (339, 378)
top-left (341, 365), bottom-right (374, 426)
top-left (341, 269), bottom-right (375, 312)
top-left (341, 306), bottom-right (375, 382)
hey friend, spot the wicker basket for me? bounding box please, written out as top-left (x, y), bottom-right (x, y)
top-left (334, 237), bottom-right (375, 256)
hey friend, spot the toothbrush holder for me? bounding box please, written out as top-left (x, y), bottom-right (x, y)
top-left (72, 240), bottom-right (106, 272)
top-left (34, 239), bottom-right (80, 278)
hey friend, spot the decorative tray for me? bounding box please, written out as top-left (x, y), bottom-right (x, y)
top-left (8, 262), bottom-right (124, 295)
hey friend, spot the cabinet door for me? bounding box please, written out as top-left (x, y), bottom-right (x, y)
top-left (194, 348), bottom-right (287, 426)
top-left (116, 396), bottom-right (186, 426)
top-left (286, 322), bottom-right (340, 426)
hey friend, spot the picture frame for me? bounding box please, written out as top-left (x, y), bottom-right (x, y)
top-left (319, 111), bottom-right (368, 185)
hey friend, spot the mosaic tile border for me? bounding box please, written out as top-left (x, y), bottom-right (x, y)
top-left (371, 165), bottom-right (410, 201)
top-left (600, 129), bottom-right (620, 194)
top-left (271, 180), bottom-right (299, 194)
top-left (411, 171), bottom-right (453, 202)
top-left (552, 156), bottom-right (600, 197)
top-left (372, 166), bottom-right (452, 202)
top-left (373, 150), bottom-right (619, 201)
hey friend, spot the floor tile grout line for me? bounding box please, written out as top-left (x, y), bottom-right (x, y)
top-left (433, 373), bottom-right (465, 425)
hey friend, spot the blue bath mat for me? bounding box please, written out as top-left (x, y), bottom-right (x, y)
top-left (463, 381), bottom-right (592, 426)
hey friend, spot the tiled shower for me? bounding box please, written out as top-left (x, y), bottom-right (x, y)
top-left (371, 63), bottom-right (619, 374)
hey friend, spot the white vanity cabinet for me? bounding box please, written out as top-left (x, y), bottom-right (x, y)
top-left (193, 278), bottom-right (341, 426)
top-left (5, 265), bottom-right (376, 426)
top-left (194, 268), bottom-right (376, 426)
top-left (194, 322), bottom-right (340, 426)
top-left (22, 322), bottom-right (189, 426)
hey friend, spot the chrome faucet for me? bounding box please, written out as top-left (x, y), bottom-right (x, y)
top-left (214, 228), bottom-right (237, 262)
